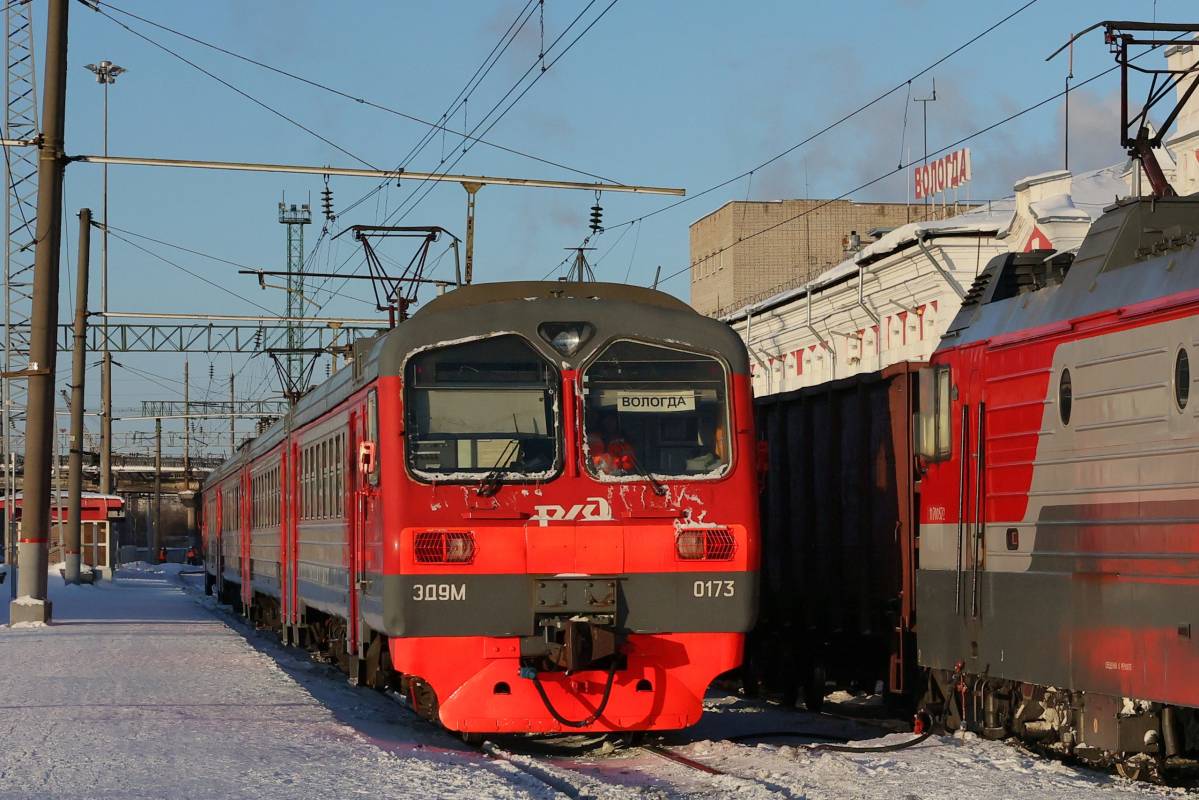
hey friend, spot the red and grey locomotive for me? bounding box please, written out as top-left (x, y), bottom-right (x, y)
top-left (202, 281), bottom-right (759, 734)
top-left (915, 193), bottom-right (1199, 775)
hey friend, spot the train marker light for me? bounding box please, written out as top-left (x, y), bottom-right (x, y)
top-left (539, 322), bottom-right (595, 357)
top-left (675, 528), bottom-right (735, 561)
top-left (414, 531), bottom-right (476, 564)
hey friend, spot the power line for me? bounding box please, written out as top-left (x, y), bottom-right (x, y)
top-left (312, 1), bottom-right (620, 304)
top-left (334, 0), bottom-right (559, 222)
top-left (103, 223), bottom-right (375, 307)
top-left (105, 229), bottom-right (278, 315)
top-left (655, 44), bottom-right (1160, 290)
top-left (384, 0), bottom-right (619, 228)
top-left (603, 0), bottom-right (1042, 234)
top-left (81, 0), bottom-right (377, 169)
top-left (84, 0), bottom-right (616, 184)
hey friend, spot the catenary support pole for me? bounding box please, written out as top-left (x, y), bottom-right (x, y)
top-left (152, 416), bottom-right (161, 562)
top-left (12, 0), bottom-right (69, 624)
top-left (65, 209), bottom-right (91, 584)
top-left (182, 359), bottom-right (189, 484)
top-left (229, 373), bottom-right (235, 456)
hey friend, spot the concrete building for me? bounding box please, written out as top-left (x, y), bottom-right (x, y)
top-left (689, 199), bottom-right (942, 317)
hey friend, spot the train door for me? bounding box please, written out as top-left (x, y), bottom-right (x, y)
top-left (348, 391), bottom-right (379, 663)
top-left (279, 449), bottom-right (290, 631)
top-left (215, 490), bottom-right (225, 598)
top-left (348, 407), bottom-right (364, 659)
top-left (241, 469), bottom-right (252, 607)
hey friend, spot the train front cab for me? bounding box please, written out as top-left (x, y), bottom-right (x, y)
top-left (374, 295), bottom-right (760, 734)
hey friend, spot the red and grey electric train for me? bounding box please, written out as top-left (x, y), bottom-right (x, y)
top-left (915, 194), bottom-right (1199, 775)
top-left (201, 281), bottom-right (759, 735)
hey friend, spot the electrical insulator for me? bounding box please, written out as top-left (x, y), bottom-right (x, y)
top-left (589, 203), bottom-right (603, 234)
top-left (321, 185), bottom-right (335, 221)
top-left (254, 327), bottom-right (264, 349)
top-left (208, 363), bottom-right (214, 381)
top-left (326, 360), bottom-right (332, 378)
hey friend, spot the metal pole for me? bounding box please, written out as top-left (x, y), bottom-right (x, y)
top-left (12, 0), bottom-right (69, 624)
top-left (55, 428), bottom-right (62, 562)
top-left (183, 358), bottom-right (189, 486)
top-left (152, 416), bottom-right (160, 562)
top-left (65, 208), bottom-right (91, 584)
top-left (229, 372), bottom-right (235, 456)
top-left (99, 75), bottom-right (112, 497)
top-left (463, 182), bottom-right (481, 284)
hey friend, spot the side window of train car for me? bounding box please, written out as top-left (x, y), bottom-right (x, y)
top-left (1059, 368), bottom-right (1072, 426)
top-left (582, 340), bottom-right (731, 479)
top-left (405, 335), bottom-right (560, 480)
top-left (916, 365), bottom-right (952, 461)
top-left (1176, 348), bottom-right (1190, 411)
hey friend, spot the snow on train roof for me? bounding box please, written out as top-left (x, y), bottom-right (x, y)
top-left (721, 163), bottom-right (1132, 323)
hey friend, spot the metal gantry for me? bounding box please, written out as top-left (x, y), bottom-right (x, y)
top-left (139, 399), bottom-right (289, 418)
top-left (3, 0), bottom-right (38, 590)
top-left (55, 322), bottom-right (384, 352)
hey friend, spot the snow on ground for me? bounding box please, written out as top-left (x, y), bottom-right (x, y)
top-left (0, 565), bottom-right (553, 800)
top-left (0, 567), bottom-right (1190, 799)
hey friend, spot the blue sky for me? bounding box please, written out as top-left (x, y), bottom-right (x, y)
top-left (31, 0), bottom-right (1195, 455)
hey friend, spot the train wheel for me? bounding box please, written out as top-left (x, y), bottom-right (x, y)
top-left (408, 677), bottom-right (439, 722)
top-left (461, 732), bottom-right (485, 746)
top-left (1115, 754), bottom-right (1162, 783)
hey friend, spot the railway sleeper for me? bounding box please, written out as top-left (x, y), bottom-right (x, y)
top-left (921, 667), bottom-right (1199, 780)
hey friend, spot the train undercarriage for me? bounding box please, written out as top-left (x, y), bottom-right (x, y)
top-left (920, 667), bottom-right (1199, 781)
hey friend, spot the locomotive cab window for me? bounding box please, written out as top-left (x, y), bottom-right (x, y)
top-left (916, 365), bottom-right (952, 461)
top-left (582, 340), bottom-right (730, 479)
top-left (405, 335), bottom-right (559, 480)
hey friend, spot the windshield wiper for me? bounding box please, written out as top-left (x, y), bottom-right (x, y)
top-left (627, 452), bottom-right (668, 497)
top-left (476, 438), bottom-right (519, 497)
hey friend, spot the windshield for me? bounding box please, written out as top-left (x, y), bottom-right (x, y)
top-left (582, 340), bottom-right (730, 479)
top-left (405, 335), bottom-right (559, 480)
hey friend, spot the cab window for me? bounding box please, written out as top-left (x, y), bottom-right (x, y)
top-left (916, 365), bottom-right (952, 461)
top-left (582, 340), bottom-right (730, 479)
top-left (405, 335), bottom-right (559, 480)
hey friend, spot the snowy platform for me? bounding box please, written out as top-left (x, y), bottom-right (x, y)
top-left (0, 566), bottom-right (553, 800)
top-left (0, 567), bottom-right (1184, 799)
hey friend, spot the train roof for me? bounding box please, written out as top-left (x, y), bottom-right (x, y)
top-left (940, 192), bottom-right (1199, 349)
top-left (203, 280), bottom-right (744, 489)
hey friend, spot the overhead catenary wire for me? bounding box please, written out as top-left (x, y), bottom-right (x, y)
top-left (81, 0), bottom-right (377, 169)
top-left (105, 229), bottom-right (278, 315)
top-left (311, 0), bottom-right (620, 305)
top-left (653, 41), bottom-right (1174, 291)
top-left (82, 0), bottom-right (616, 183)
top-left (379, 0), bottom-right (620, 230)
top-left (601, 0), bottom-right (1042, 235)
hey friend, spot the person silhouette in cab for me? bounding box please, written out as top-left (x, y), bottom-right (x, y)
top-left (589, 413), bottom-right (635, 475)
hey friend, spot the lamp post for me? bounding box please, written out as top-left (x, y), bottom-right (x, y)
top-left (83, 60), bottom-right (125, 498)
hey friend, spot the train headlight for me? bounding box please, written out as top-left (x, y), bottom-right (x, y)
top-left (539, 322), bottom-right (594, 357)
top-left (675, 528), bottom-right (735, 561)
top-left (414, 531), bottom-right (476, 564)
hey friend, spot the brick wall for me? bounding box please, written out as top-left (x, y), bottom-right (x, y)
top-left (689, 199), bottom-right (942, 316)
